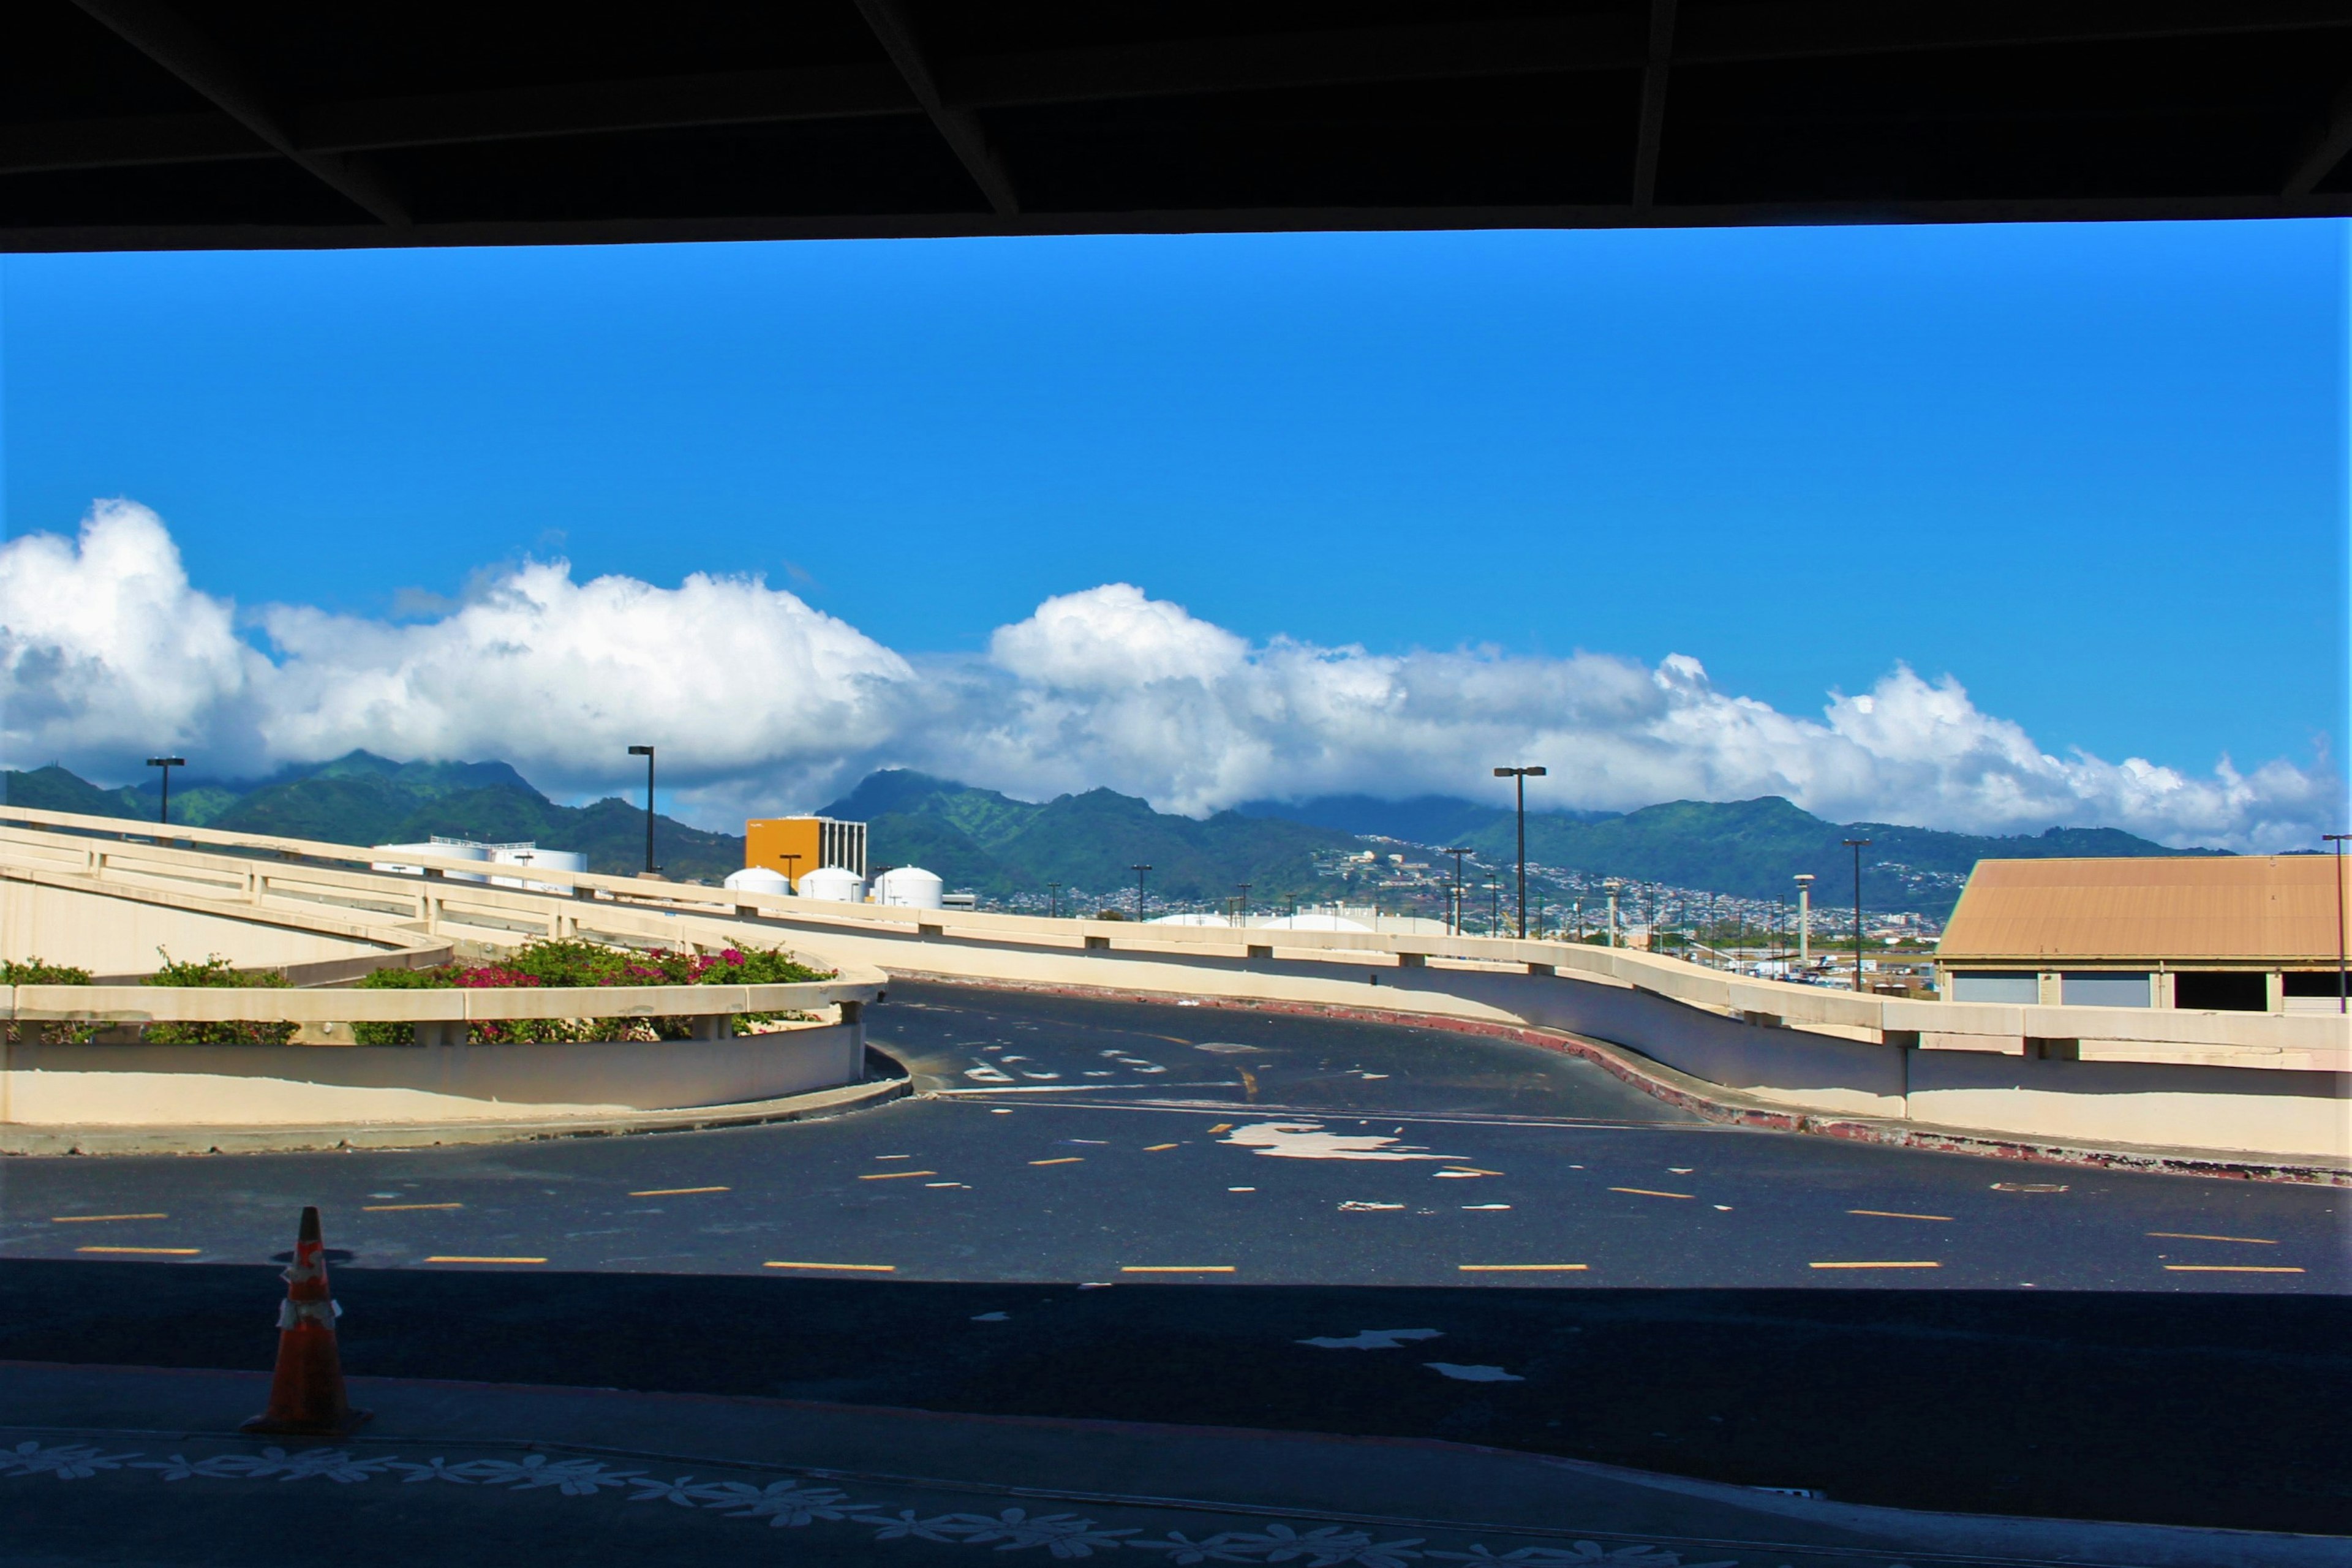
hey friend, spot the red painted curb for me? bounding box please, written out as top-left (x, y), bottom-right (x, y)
top-left (889, 970), bottom-right (2348, 1187)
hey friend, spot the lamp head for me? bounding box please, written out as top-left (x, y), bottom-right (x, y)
top-left (628, 744), bottom-right (654, 756)
top-left (146, 755), bottom-right (186, 767)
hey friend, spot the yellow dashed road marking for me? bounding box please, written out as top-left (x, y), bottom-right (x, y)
top-left (1610, 1186), bottom-right (1695, 1200)
top-left (1205, 1123), bottom-right (1232, 1134)
top-left (2163, 1264), bottom-right (2302, 1274)
top-left (859, 1170), bottom-right (940, 1180)
top-left (1811, 1261), bottom-right (1940, 1270)
top-left (630, 1186), bottom-right (731, 1197)
top-left (1459, 1263), bottom-right (1588, 1272)
top-left (1850, 1210), bottom-right (1952, 1222)
top-left (77, 1246), bottom-right (198, 1256)
top-left (1029, 1157), bottom-right (1084, 1166)
top-left (51, 1213), bottom-right (166, 1223)
top-left (426, 1256), bottom-right (545, 1265)
top-left (1120, 1265), bottom-right (1235, 1273)
top-left (1144, 1144), bottom-right (1179, 1152)
top-left (1436, 1167), bottom-right (1504, 1178)
top-left (2149, 1231), bottom-right (2276, 1245)
top-left (363, 1202), bottom-right (464, 1212)
top-left (764, 1261), bottom-right (895, 1272)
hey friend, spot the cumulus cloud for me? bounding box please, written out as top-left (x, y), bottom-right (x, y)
top-left (2, 501), bottom-right (2338, 851)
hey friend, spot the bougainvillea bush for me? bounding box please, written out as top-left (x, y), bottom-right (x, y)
top-left (350, 940), bottom-right (832, 1044)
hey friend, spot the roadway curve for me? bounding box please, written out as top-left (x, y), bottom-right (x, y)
top-left (0, 982), bottom-right (2343, 1531)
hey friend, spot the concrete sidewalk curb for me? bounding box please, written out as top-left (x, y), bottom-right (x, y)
top-left (0, 1066), bottom-right (910, 1157)
top-left (893, 971), bottom-right (2351, 1186)
top-left (0, 1361), bottom-right (2340, 1568)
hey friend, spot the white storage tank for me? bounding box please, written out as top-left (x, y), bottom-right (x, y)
top-left (369, 842), bottom-right (489, 883)
top-left (490, 845), bottom-right (587, 890)
top-left (723, 865), bottom-right (793, 897)
top-left (797, 865), bottom-right (865, 903)
top-left (873, 865), bottom-right (944, 910)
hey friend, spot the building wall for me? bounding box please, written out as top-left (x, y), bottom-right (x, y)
top-left (745, 817), bottom-right (867, 880)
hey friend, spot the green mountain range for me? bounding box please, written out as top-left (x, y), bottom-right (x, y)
top-left (1244, 792), bottom-right (2212, 910)
top-left (7, 753), bottom-right (2212, 913)
top-left (4, 753), bottom-right (745, 884)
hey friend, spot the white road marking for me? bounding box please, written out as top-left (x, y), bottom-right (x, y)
top-left (1300, 1328), bottom-right (1441, 1349)
top-left (971, 1311), bottom-right (1010, 1322)
top-left (1426, 1363), bottom-right (1524, 1382)
top-left (1220, 1122), bottom-right (1459, 1162)
top-left (1337, 1200), bottom-right (1404, 1211)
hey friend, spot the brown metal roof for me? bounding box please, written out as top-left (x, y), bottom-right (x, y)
top-left (1937, 856), bottom-right (2349, 966)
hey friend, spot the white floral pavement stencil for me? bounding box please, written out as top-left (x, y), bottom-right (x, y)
top-left (0, 1436), bottom-right (1884, 1566)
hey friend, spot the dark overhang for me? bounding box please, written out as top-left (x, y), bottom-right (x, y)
top-left (7, 1), bottom-right (2350, 252)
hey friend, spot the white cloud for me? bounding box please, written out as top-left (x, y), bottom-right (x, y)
top-left (2, 501), bottom-right (2338, 851)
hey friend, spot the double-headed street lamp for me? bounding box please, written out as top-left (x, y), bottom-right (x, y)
top-left (1841, 839), bottom-right (1871, 993)
top-left (145, 755), bottom-right (186, 826)
top-left (1131, 864), bottom-right (1152, 922)
top-left (1492, 766), bottom-right (1546, 938)
top-left (627, 745), bottom-right (657, 875)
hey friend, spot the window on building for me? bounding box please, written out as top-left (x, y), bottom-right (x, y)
top-left (2061, 973), bottom-right (2150, 1007)
top-left (2174, 971), bottom-right (2267, 1011)
top-left (1950, 972), bottom-right (2039, 1003)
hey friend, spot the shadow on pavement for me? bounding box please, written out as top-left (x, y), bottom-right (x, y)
top-left (0, 1257), bottom-right (2342, 1536)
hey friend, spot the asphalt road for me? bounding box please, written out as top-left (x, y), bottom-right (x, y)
top-left (0, 982), bottom-right (2344, 1530)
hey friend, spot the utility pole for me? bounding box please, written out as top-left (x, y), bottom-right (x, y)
top-left (1842, 840), bottom-right (1871, 993)
top-left (1492, 766), bottom-right (1546, 938)
top-left (1234, 883), bottom-right (1251, 929)
top-left (145, 755), bottom-right (186, 826)
top-left (1795, 873), bottom-right (1814, 971)
top-left (1131, 864), bottom-right (1152, 922)
top-left (2327, 834), bottom-right (2350, 1014)
top-left (1442, 848), bottom-right (1471, 935)
top-left (1047, 880), bottom-right (1061, 919)
top-left (627, 745), bottom-right (657, 874)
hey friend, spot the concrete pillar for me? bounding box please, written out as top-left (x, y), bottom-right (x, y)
top-left (840, 998), bottom-right (865, 1053)
top-left (1796, 881), bottom-right (1812, 968)
top-left (2155, 970), bottom-right (2177, 1008)
top-left (2266, 971), bottom-right (2285, 1013)
top-left (1607, 886), bottom-right (1619, 948)
top-left (2038, 972), bottom-right (2061, 1005)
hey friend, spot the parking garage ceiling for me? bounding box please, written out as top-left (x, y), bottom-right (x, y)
top-left (7, 1), bottom-right (2351, 251)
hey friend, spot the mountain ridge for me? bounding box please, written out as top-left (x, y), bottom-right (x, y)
top-left (7, 755), bottom-right (2215, 911)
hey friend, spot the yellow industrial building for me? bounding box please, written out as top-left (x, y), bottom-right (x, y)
top-left (744, 816), bottom-right (867, 883)
top-left (1936, 855), bottom-right (2348, 1013)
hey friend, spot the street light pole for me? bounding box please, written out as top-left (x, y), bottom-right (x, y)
top-left (1842, 839), bottom-right (1871, 993)
top-left (145, 755), bottom-right (186, 827)
top-left (627, 745), bottom-right (657, 875)
top-left (1047, 880), bottom-right (1061, 919)
top-left (1605, 878), bottom-right (1621, 948)
top-left (1131, 864), bottom-right (1152, 922)
top-left (1491, 766), bottom-right (1547, 938)
top-left (2326, 834), bottom-right (2350, 1014)
top-left (1442, 848), bottom-right (1471, 935)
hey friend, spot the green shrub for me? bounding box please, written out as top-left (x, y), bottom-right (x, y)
top-left (3, 957), bottom-right (96, 1044)
top-left (143, 952), bottom-right (296, 1046)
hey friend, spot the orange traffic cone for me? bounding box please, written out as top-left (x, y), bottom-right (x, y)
top-left (243, 1205), bottom-right (370, 1435)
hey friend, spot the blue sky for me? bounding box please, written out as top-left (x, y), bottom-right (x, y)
top-left (1, 221), bottom-right (2345, 840)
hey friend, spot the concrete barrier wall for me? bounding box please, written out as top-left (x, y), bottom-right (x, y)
top-left (2, 880), bottom-right (402, 973)
top-left (0, 1023), bottom-right (864, 1126)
